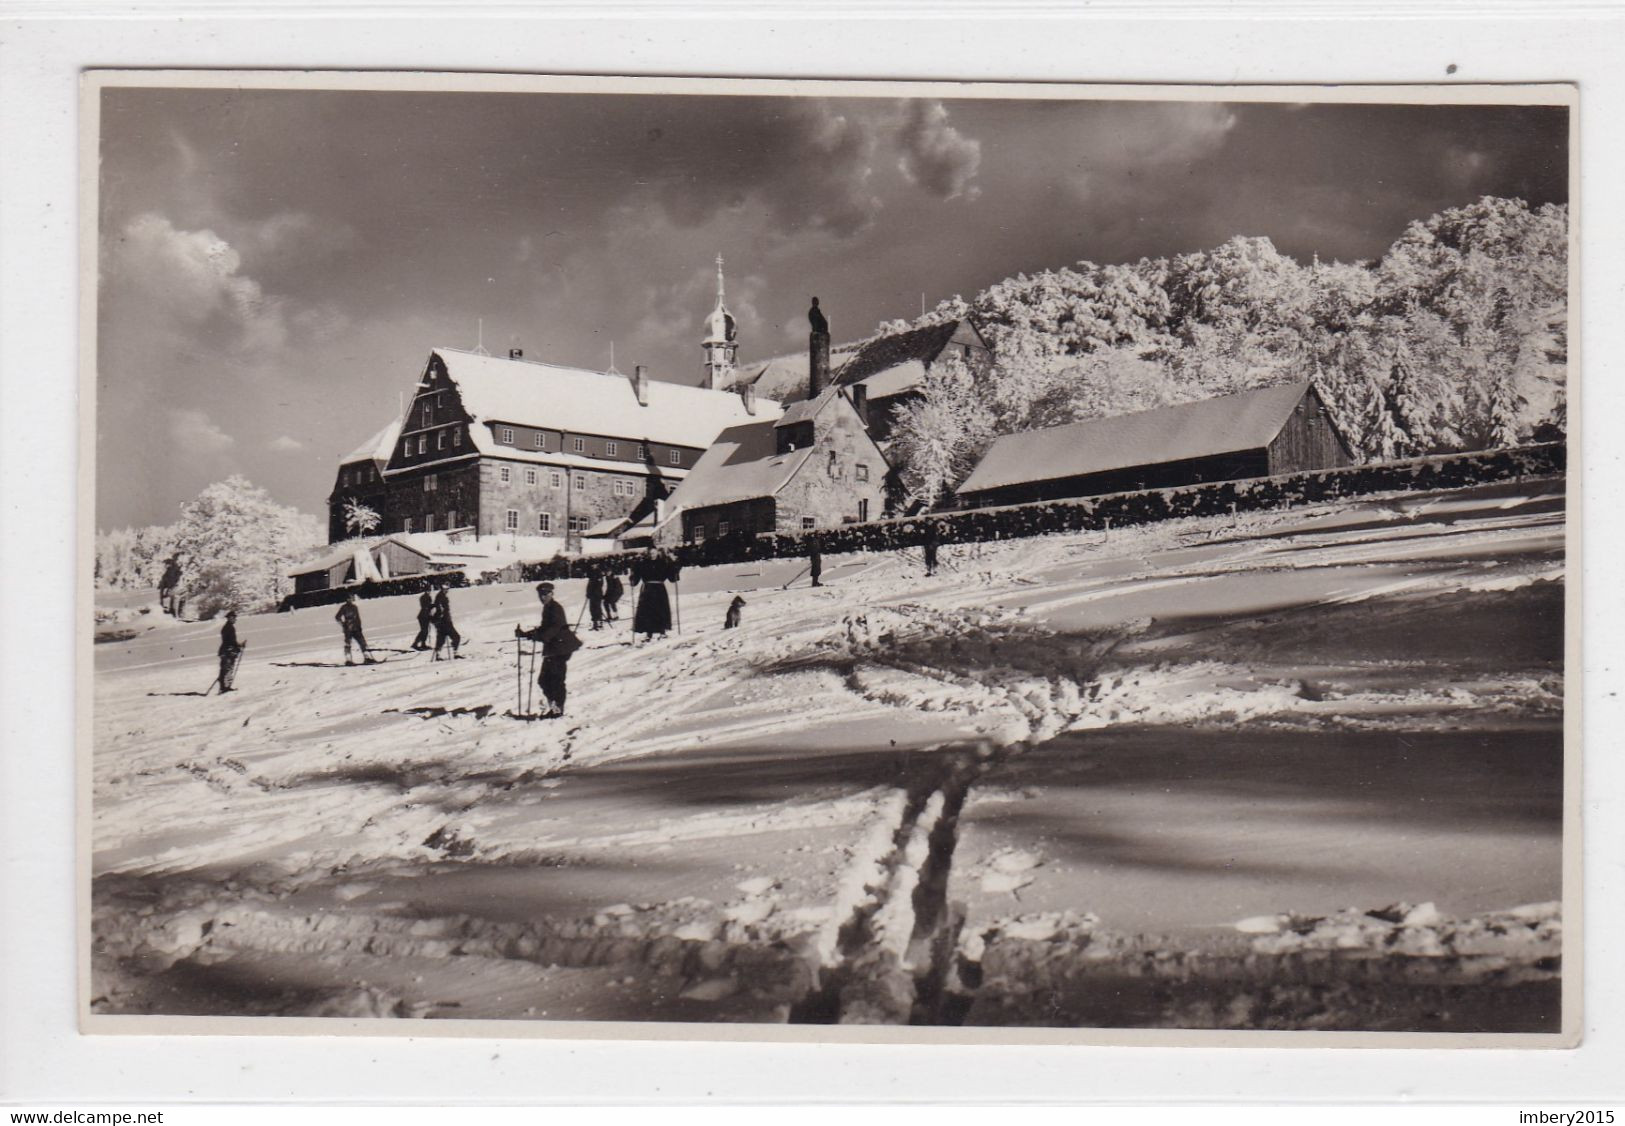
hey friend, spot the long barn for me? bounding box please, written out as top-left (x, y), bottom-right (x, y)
top-left (956, 381), bottom-right (1353, 509)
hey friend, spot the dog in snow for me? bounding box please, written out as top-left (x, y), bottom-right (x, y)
top-left (724, 595), bottom-right (746, 630)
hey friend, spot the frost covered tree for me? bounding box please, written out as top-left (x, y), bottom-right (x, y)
top-left (167, 476), bottom-right (323, 617)
top-left (888, 352), bottom-right (994, 509)
top-left (343, 499), bottom-right (382, 536)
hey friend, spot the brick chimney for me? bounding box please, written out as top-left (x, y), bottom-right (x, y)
top-left (809, 326), bottom-right (830, 400)
top-left (633, 364), bottom-right (649, 406)
top-left (740, 380), bottom-right (757, 416)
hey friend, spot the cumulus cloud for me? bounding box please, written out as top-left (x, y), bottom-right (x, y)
top-left (106, 212), bottom-right (290, 352)
top-left (1066, 103), bottom-right (1240, 209)
top-left (895, 100), bottom-right (982, 201)
top-left (269, 435), bottom-right (305, 453)
top-left (170, 408), bottom-right (235, 455)
top-left (658, 100), bottom-right (882, 238)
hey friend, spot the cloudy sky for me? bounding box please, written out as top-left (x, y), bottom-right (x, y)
top-left (95, 84), bottom-right (1567, 529)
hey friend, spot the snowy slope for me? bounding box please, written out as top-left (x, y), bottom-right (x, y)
top-left (90, 478), bottom-right (1567, 1029)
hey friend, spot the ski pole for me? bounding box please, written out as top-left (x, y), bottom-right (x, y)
top-left (674, 581), bottom-right (681, 636)
top-left (515, 629), bottom-right (523, 716)
top-left (527, 640), bottom-right (538, 717)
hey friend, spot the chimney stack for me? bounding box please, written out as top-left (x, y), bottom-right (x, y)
top-left (741, 380), bottom-right (757, 416)
top-left (633, 364), bottom-right (650, 406)
top-left (850, 383), bottom-right (868, 428)
top-left (509, 347), bottom-right (524, 360)
top-left (808, 296), bottom-right (831, 400)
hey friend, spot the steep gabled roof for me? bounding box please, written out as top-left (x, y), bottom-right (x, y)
top-left (833, 320), bottom-right (965, 388)
top-left (660, 420), bottom-right (815, 512)
top-left (432, 347), bottom-right (779, 451)
top-left (773, 386), bottom-right (844, 428)
top-left (958, 381), bottom-right (1315, 496)
top-left (341, 416), bottom-right (404, 467)
top-left (732, 344), bottom-right (862, 403)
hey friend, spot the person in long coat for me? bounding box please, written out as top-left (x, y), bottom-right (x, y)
top-left (603, 572), bottom-right (624, 621)
top-left (585, 572), bottom-right (605, 631)
top-left (631, 551), bottom-right (674, 640)
top-left (431, 582), bottom-right (462, 660)
top-left (411, 588), bottom-right (433, 650)
top-left (808, 545), bottom-right (823, 587)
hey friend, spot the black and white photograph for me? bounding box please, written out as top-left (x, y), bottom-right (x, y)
top-left (83, 73), bottom-right (1574, 1040)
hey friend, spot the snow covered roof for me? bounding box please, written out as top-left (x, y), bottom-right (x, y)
top-left (774, 386), bottom-right (843, 428)
top-left (735, 319), bottom-right (982, 406)
top-left (661, 420), bottom-right (814, 512)
top-left (581, 514), bottom-right (633, 538)
top-left (433, 347), bottom-right (779, 451)
top-left (958, 381), bottom-right (1315, 496)
top-left (732, 344), bottom-right (861, 402)
top-left (833, 320), bottom-right (967, 389)
top-left (341, 416), bottom-right (403, 466)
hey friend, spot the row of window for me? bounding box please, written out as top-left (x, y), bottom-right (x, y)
top-left (401, 510), bottom-right (457, 534)
top-left (692, 514), bottom-right (818, 543)
top-left (502, 510), bottom-right (589, 534)
top-left (494, 465), bottom-right (642, 496)
top-left (339, 464), bottom-right (380, 488)
top-left (494, 425), bottom-right (684, 465)
top-left (401, 427), bottom-right (463, 460)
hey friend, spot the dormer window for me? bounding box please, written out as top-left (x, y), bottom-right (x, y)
top-left (500, 427), bottom-right (514, 445)
top-left (606, 441), bottom-right (618, 457)
top-left (534, 433), bottom-right (545, 449)
top-left (669, 450), bottom-right (681, 465)
top-left (573, 437), bottom-right (585, 453)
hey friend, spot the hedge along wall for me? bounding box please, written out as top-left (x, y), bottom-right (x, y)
top-left (279, 568), bottom-right (471, 612)
top-left (517, 444), bottom-right (1564, 584)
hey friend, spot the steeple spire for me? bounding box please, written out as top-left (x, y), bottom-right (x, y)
top-left (702, 252), bottom-right (739, 390)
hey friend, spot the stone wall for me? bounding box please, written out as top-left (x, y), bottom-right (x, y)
top-left (476, 457), bottom-right (666, 537)
top-left (773, 401), bottom-right (888, 531)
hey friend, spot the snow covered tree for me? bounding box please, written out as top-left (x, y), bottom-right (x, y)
top-left (343, 499), bottom-right (382, 536)
top-left (887, 352), bottom-right (994, 509)
top-left (168, 476), bottom-right (323, 617)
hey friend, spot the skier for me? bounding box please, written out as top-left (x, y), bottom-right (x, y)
top-left (515, 582), bottom-right (580, 718)
top-left (808, 544), bottom-right (823, 587)
top-left (158, 555), bottom-right (183, 617)
top-left (922, 523), bottom-right (940, 577)
top-left (335, 593), bottom-right (376, 665)
top-left (603, 572), bottom-right (624, 622)
top-left (411, 588), bottom-right (433, 650)
top-left (431, 581), bottom-right (462, 660)
top-left (216, 609), bottom-right (244, 693)
top-left (586, 572), bottom-right (605, 631)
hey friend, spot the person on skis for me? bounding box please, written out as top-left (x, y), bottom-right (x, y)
top-left (431, 581), bottom-right (462, 660)
top-left (335, 593), bottom-right (376, 665)
top-left (411, 587), bottom-right (433, 650)
top-left (216, 609), bottom-right (243, 692)
top-left (515, 582), bottom-right (579, 717)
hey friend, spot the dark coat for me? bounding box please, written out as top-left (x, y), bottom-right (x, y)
top-left (604, 574), bottom-right (624, 604)
top-left (432, 589), bottom-right (454, 626)
top-left (520, 599), bottom-right (575, 657)
top-left (417, 591), bottom-right (433, 623)
top-left (335, 602), bottom-right (363, 634)
top-left (218, 620), bottom-right (239, 655)
top-left (586, 575), bottom-right (605, 604)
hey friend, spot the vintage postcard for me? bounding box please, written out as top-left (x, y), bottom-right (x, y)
top-left (81, 72), bottom-right (1577, 1044)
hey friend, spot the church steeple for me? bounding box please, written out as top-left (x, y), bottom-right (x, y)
top-left (702, 253), bottom-right (738, 390)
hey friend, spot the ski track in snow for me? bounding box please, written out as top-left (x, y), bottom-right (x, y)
top-left (90, 482), bottom-right (1567, 1023)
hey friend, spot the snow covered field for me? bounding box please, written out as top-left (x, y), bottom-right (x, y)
top-left (89, 478), bottom-right (1567, 1031)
